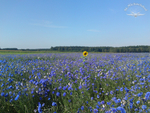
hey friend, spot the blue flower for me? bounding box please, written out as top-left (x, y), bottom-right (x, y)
top-left (134, 108), bottom-right (138, 111)
top-left (129, 103), bottom-right (133, 109)
top-left (120, 87), bottom-right (123, 91)
top-left (124, 96), bottom-right (128, 100)
top-left (63, 86), bottom-right (67, 90)
top-left (107, 102), bottom-right (111, 105)
top-left (137, 92), bottom-right (143, 97)
top-left (110, 91), bottom-right (113, 95)
top-left (136, 100), bottom-right (140, 104)
top-left (117, 99), bottom-right (121, 103)
top-left (93, 109), bottom-right (98, 113)
top-left (110, 108), bottom-right (117, 112)
top-left (79, 85), bottom-right (82, 89)
top-left (1, 92), bottom-right (4, 96)
top-left (145, 92), bottom-right (150, 100)
top-left (101, 100), bottom-right (105, 104)
top-left (91, 97), bottom-right (93, 100)
top-left (70, 92), bottom-right (72, 95)
top-left (38, 102), bottom-right (42, 113)
top-left (52, 102), bottom-right (57, 106)
top-left (124, 87), bottom-right (129, 93)
top-left (68, 99), bottom-right (71, 102)
top-left (97, 94), bottom-right (99, 98)
top-left (81, 106), bottom-right (84, 110)
top-left (56, 92), bottom-right (60, 96)
top-left (42, 103), bottom-right (45, 107)
top-left (96, 105), bottom-right (99, 109)
top-left (14, 95), bottom-right (20, 100)
top-left (129, 98), bottom-right (134, 103)
top-left (142, 105), bottom-right (147, 110)
top-left (68, 87), bottom-right (72, 90)
top-left (58, 86), bottom-right (62, 90)
top-left (5, 93), bottom-right (9, 97)
top-left (117, 106), bottom-right (126, 113)
top-left (97, 101), bottom-right (101, 105)
top-left (63, 92), bottom-right (66, 96)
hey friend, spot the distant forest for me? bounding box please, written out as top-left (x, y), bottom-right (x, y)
top-left (1, 46), bottom-right (150, 53)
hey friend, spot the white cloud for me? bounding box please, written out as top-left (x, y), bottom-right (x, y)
top-left (30, 20), bottom-right (67, 28)
top-left (87, 29), bottom-right (100, 32)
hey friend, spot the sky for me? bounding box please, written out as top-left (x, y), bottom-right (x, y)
top-left (0, 0), bottom-right (150, 49)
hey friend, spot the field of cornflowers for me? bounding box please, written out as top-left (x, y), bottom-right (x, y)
top-left (0, 53), bottom-right (150, 113)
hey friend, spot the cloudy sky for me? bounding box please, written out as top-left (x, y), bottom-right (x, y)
top-left (0, 0), bottom-right (150, 49)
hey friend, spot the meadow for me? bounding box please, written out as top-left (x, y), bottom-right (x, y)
top-left (0, 52), bottom-right (150, 113)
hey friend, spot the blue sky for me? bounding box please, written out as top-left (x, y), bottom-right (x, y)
top-left (0, 0), bottom-right (149, 49)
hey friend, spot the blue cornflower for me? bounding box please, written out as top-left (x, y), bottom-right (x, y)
top-left (145, 92), bottom-right (150, 100)
top-left (130, 103), bottom-right (133, 109)
top-left (79, 85), bottom-right (82, 89)
top-left (5, 93), bottom-right (9, 97)
top-left (137, 92), bottom-right (143, 97)
top-left (9, 99), bottom-right (13, 102)
top-left (38, 102), bottom-right (42, 113)
top-left (107, 102), bottom-right (111, 105)
top-left (70, 92), bottom-right (72, 95)
top-left (124, 96), bottom-right (128, 100)
top-left (117, 99), bottom-right (121, 103)
top-left (63, 92), bottom-right (66, 96)
top-left (120, 87), bottom-right (123, 91)
top-left (136, 100), bottom-right (140, 104)
top-left (58, 86), bottom-right (62, 90)
top-left (48, 97), bottom-right (51, 100)
top-left (93, 109), bottom-right (98, 113)
top-left (52, 91), bottom-right (55, 94)
top-left (81, 106), bottom-right (84, 110)
top-left (1, 83), bottom-right (4, 87)
top-left (68, 99), bottom-right (71, 102)
top-left (14, 95), bottom-right (20, 100)
top-left (52, 102), bottom-right (57, 106)
top-left (110, 91), bottom-right (113, 95)
top-left (31, 90), bottom-right (34, 94)
top-left (96, 105), bottom-right (99, 109)
top-left (134, 108), bottom-right (138, 111)
top-left (117, 106), bottom-right (126, 113)
top-left (68, 87), bottom-right (72, 90)
top-left (124, 87), bottom-right (129, 93)
top-left (142, 105), bottom-right (147, 110)
top-left (97, 101), bottom-right (101, 105)
top-left (42, 103), bottom-right (45, 107)
top-left (63, 86), bottom-right (67, 90)
top-left (1, 92), bottom-right (4, 96)
top-left (91, 97), bottom-right (93, 100)
top-left (56, 92), bottom-right (60, 96)
top-left (101, 100), bottom-right (105, 104)
top-left (129, 98), bottom-right (134, 103)
top-left (97, 94), bottom-right (99, 98)
top-left (8, 85), bottom-right (13, 89)
top-left (112, 97), bottom-right (117, 101)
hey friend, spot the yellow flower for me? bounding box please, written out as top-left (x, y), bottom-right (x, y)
top-left (83, 51), bottom-right (88, 57)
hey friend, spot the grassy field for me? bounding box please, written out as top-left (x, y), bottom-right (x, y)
top-left (0, 53), bottom-right (150, 113)
top-left (0, 50), bottom-right (71, 54)
top-left (0, 50), bottom-right (110, 54)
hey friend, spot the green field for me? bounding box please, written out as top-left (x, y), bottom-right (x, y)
top-left (0, 50), bottom-right (108, 54)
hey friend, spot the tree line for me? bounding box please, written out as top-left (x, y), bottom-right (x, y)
top-left (0, 46), bottom-right (150, 52)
